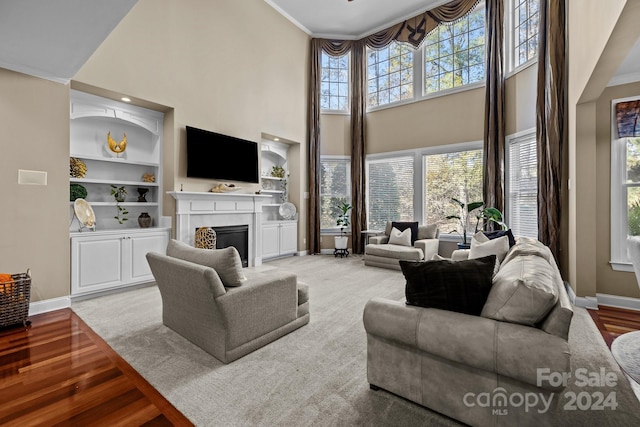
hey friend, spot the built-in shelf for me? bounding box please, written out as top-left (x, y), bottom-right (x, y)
top-left (70, 154), bottom-right (159, 167)
top-left (69, 202), bottom-right (159, 207)
top-left (261, 176), bottom-right (285, 181)
top-left (261, 189), bottom-right (283, 194)
top-left (70, 178), bottom-right (159, 187)
top-left (263, 203), bottom-right (282, 207)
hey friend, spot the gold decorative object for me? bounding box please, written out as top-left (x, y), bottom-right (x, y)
top-left (270, 165), bottom-right (285, 178)
top-left (195, 227), bottom-right (217, 249)
top-left (142, 172), bottom-right (156, 183)
top-left (210, 183), bottom-right (241, 193)
top-left (70, 157), bottom-right (87, 178)
top-left (107, 131), bottom-right (127, 154)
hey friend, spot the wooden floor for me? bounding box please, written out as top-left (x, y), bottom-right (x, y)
top-left (587, 305), bottom-right (640, 348)
top-left (0, 309), bottom-right (193, 426)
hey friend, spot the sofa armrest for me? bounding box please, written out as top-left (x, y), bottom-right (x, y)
top-left (217, 270), bottom-right (298, 349)
top-left (451, 249), bottom-right (470, 261)
top-left (363, 297), bottom-right (571, 390)
top-left (369, 235), bottom-right (389, 244)
top-left (413, 238), bottom-right (439, 260)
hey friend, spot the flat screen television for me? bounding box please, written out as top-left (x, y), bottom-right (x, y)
top-left (186, 126), bottom-right (259, 183)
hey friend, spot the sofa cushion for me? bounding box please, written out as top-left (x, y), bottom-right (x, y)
top-left (417, 223), bottom-right (439, 239)
top-left (166, 239), bottom-right (245, 287)
top-left (365, 244), bottom-right (424, 260)
top-left (481, 253), bottom-right (559, 326)
top-left (484, 228), bottom-right (516, 247)
top-left (400, 255), bottom-right (496, 316)
top-left (388, 227), bottom-right (412, 246)
top-left (391, 221), bottom-right (419, 244)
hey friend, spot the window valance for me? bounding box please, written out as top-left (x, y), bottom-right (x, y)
top-left (616, 100), bottom-right (640, 138)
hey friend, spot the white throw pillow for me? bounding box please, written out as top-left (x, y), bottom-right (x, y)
top-left (469, 232), bottom-right (509, 264)
top-left (388, 227), bottom-right (412, 246)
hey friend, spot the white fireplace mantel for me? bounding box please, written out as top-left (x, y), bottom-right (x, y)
top-left (168, 191), bottom-right (272, 266)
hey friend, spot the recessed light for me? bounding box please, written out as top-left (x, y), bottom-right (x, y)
top-left (121, 97), bottom-right (131, 102)
top-left (274, 138), bottom-right (280, 141)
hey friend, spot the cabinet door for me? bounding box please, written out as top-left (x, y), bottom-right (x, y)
top-left (262, 224), bottom-right (280, 259)
top-left (71, 235), bottom-right (125, 295)
top-left (279, 223), bottom-right (298, 255)
top-left (129, 231), bottom-right (169, 283)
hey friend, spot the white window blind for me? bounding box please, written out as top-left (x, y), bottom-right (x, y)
top-left (320, 157), bottom-right (351, 230)
top-left (507, 131), bottom-right (538, 238)
top-left (367, 156), bottom-right (414, 230)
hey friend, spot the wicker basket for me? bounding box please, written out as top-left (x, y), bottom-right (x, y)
top-left (0, 270), bottom-right (31, 328)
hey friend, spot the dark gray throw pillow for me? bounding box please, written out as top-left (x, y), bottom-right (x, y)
top-left (400, 255), bottom-right (496, 316)
top-left (392, 221), bottom-right (419, 245)
top-left (484, 229), bottom-right (516, 247)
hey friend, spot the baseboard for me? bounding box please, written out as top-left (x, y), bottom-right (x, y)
top-left (29, 296), bottom-right (71, 315)
top-left (572, 295), bottom-right (599, 310)
top-left (596, 293), bottom-right (640, 311)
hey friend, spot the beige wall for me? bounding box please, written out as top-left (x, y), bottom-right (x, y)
top-left (0, 68), bottom-right (70, 302)
top-left (0, 0), bottom-right (309, 301)
top-left (568, 0), bottom-right (640, 297)
top-left (73, 0), bottom-right (310, 249)
top-left (596, 82), bottom-right (640, 298)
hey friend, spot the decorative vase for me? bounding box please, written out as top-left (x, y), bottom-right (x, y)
top-left (114, 189), bottom-right (126, 203)
top-left (138, 212), bottom-right (152, 228)
top-left (334, 236), bottom-right (348, 250)
top-left (137, 188), bottom-right (148, 202)
top-left (195, 227), bottom-right (217, 249)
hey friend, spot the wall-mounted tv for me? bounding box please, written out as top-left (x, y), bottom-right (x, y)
top-left (186, 126), bottom-right (259, 183)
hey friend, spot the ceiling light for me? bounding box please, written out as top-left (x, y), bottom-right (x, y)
top-left (274, 138), bottom-right (280, 141)
top-left (121, 97), bottom-right (131, 102)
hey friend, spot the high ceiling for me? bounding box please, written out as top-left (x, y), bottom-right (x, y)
top-left (265, 0), bottom-right (448, 39)
top-left (0, 0), bottom-right (637, 86)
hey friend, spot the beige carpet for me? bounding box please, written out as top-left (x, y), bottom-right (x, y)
top-left (72, 254), bottom-right (640, 426)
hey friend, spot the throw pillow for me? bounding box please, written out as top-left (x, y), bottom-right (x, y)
top-left (483, 229), bottom-right (516, 247)
top-left (400, 255), bottom-right (496, 316)
top-left (469, 232), bottom-right (510, 265)
top-left (392, 221), bottom-right (419, 244)
top-left (388, 227), bottom-right (412, 246)
top-left (481, 253), bottom-right (559, 326)
top-left (166, 239), bottom-right (246, 287)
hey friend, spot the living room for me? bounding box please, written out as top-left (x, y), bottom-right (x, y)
top-left (1, 0), bottom-right (640, 425)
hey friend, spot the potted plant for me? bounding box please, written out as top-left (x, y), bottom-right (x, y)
top-left (334, 201), bottom-right (352, 251)
top-left (446, 198), bottom-right (483, 249)
top-left (110, 185), bottom-right (128, 224)
top-left (479, 207), bottom-right (507, 231)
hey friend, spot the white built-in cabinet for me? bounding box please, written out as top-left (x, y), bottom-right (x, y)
top-left (261, 140), bottom-right (297, 260)
top-left (69, 90), bottom-right (170, 297)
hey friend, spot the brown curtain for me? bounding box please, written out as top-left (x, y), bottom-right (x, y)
top-left (350, 40), bottom-right (367, 253)
top-left (308, 39), bottom-right (322, 254)
top-left (536, 0), bottom-right (567, 260)
top-left (483, 0), bottom-right (505, 215)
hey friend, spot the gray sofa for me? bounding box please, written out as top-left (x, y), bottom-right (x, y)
top-left (363, 237), bottom-right (573, 426)
top-left (146, 240), bottom-right (309, 363)
top-left (364, 222), bottom-right (440, 270)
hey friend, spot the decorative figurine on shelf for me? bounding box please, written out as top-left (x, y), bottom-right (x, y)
top-left (70, 157), bottom-right (87, 178)
top-left (137, 188), bottom-right (148, 202)
top-left (107, 131), bottom-right (127, 156)
top-left (142, 172), bottom-right (155, 183)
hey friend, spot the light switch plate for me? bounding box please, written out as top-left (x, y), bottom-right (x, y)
top-left (18, 169), bottom-right (47, 185)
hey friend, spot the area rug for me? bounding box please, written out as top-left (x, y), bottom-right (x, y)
top-left (612, 331), bottom-right (640, 384)
top-left (72, 254), bottom-right (640, 426)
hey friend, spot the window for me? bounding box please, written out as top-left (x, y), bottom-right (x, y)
top-left (320, 156), bottom-right (351, 230)
top-left (511, 0), bottom-right (539, 69)
top-left (424, 3), bottom-right (485, 94)
top-left (423, 146), bottom-right (483, 235)
top-left (321, 52), bottom-right (349, 111)
top-left (366, 156), bottom-right (414, 230)
top-left (611, 97), bottom-right (640, 270)
top-left (366, 41), bottom-right (414, 108)
top-left (506, 129), bottom-right (538, 238)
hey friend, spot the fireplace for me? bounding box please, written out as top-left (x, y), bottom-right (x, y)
top-left (209, 225), bottom-right (249, 267)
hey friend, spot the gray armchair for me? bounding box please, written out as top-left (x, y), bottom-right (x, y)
top-left (146, 249), bottom-right (309, 363)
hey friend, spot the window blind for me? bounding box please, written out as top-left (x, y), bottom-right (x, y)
top-left (507, 134), bottom-right (538, 238)
top-left (367, 156), bottom-right (414, 230)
